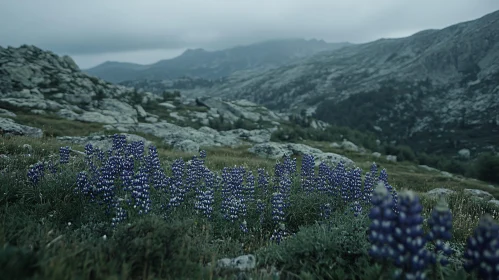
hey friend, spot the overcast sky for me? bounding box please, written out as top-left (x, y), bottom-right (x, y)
top-left (1, 0), bottom-right (498, 69)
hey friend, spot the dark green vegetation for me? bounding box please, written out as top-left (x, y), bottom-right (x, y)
top-left (314, 80), bottom-right (499, 159)
top-left (1, 134), bottom-right (498, 279)
top-left (271, 115), bottom-right (499, 185)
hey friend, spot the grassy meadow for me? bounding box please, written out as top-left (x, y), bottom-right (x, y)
top-left (1, 128), bottom-right (499, 280)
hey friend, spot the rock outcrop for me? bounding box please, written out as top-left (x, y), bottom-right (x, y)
top-left (56, 134), bottom-right (153, 151)
top-left (0, 117), bottom-right (43, 138)
top-left (248, 142), bottom-right (354, 167)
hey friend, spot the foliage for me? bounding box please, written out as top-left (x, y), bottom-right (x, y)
top-left (1, 134), bottom-right (499, 279)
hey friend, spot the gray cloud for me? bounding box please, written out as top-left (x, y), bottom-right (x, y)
top-left (1, 0), bottom-right (498, 68)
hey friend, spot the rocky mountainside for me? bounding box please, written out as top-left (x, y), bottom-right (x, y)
top-left (85, 39), bottom-right (351, 83)
top-left (193, 10), bottom-right (499, 156)
top-left (0, 44), bottom-right (344, 163)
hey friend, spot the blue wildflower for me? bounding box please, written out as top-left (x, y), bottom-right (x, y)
top-left (463, 214), bottom-right (499, 280)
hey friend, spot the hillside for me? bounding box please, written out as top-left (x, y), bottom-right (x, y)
top-left (199, 10), bottom-right (499, 157)
top-left (85, 39), bottom-right (351, 83)
top-left (2, 40), bottom-right (499, 280)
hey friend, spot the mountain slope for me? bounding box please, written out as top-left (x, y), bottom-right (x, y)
top-left (85, 39), bottom-right (352, 83)
top-left (203, 10), bottom-right (499, 156)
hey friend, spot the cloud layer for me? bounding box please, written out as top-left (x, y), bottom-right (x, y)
top-left (1, 0), bottom-right (498, 68)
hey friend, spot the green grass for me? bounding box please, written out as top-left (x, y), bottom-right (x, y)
top-left (7, 113), bottom-right (106, 137)
top-left (1, 134), bottom-right (498, 279)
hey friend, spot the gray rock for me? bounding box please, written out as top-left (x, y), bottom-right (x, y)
top-left (464, 189), bottom-right (494, 201)
top-left (440, 171), bottom-right (453, 178)
top-left (173, 139), bottom-right (200, 154)
top-left (104, 122), bottom-right (242, 148)
top-left (216, 254), bottom-right (256, 271)
top-left (248, 142), bottom-right (354, 167)
top-left (0, 117), bottom-right (43, 138)
top-left (457, 148), bottom-right (471, 159)
top-left (56, 134), bottom-right (152, 151)
top-left (198, 126), bottom-right (218, 135)
top-left (220, 128), bottom-right (272, 143)
top-left (386, 155), bottom-right (397, 162)
top-left (135, 105), bottom-right (148, 118)
top-left (341, 139), bottom-right (359, 152)
top-left (0, 109), bottom-right (16, 117)
top-left (330, 142), bottom-right (341, 148)
top-left (56, 109), bottom-right (79, 120)
top-left (77, 111), bottom-right (117, 124)
top-left (158, 102), bottom-right (176, 109)
top-left (419, 165), bottom-right (440, 172)
top-left (145, 116), bottom-right (158, 123)
top-left (426, 188), bottom-right (456, 198)
top-left (488, 200), bottom-right (499, 207)
top-left (22, 143), bottom-right (33, 153)
top-left (372, 152), bottom-right (381, 158)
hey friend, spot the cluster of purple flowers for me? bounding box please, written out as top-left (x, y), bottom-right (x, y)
top-left (27, 162), bottom-right (45, 186)
top-left (368, 181), bottom-right (499, 279)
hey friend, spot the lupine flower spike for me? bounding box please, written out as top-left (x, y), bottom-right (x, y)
top-left (463, 214), bottom-right (499, 280)
top-left (427, 197), bottom-right (453, 270)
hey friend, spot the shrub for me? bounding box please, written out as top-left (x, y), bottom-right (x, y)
top-left (474, 153), bottom-right (499, 184)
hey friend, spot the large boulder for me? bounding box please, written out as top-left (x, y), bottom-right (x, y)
top-left (56, 134), bottom-right (153, 151)
top-left (248, 142), bottom-right (354, 167)
top-left (219, 128), bottom-right (272, 143)
top-left (464, 189), bottom-right (494, 201)
top-left (0, 117), bottom-right (43, 138)
top-left (104, 122), bottom-right (242, 148)
top-left (173, 139), bottom-right (200, 154)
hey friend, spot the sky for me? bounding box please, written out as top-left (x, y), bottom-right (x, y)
top-left (1, 0), bottom-right (498, 69)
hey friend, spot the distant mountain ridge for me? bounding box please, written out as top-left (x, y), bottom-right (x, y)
top-left (85, 39), bottom-right (352, 83)
top-left (191, 10), bottom-right (499, 156)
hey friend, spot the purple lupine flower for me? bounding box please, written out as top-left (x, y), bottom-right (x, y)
top-left (370, 162), bottom-right (378, 175)
top-left (220, 166), bottom-right (247, 223)
top-left (283, 155), bottom-right (297, 175)
top-left (341, 169), bottom-right (353, 203)
top-left (392, 190), bottom-right (429, 280)
top-left (131, 141), bottom-right (145, 160)
top-left (379, 169), bottom-right (398, 214)
top-left (121, 155), bottom-right (135, 191)
top-left (147, 145), bottom-right (161, 171)
top-left (240, 220), bottom-right (249, 233)
top-left (47, 160), bottom-right (58, 174)
top-left (269, 191), bottom-right (291, 244)
top-left (256, 199), bottom-right (266, 225)
top-left (271, 192), bottom-right (286, 224)
top-left (270, 222), bottom-right (290, 244)
top-left (245, 170), bottom-right (255, 202)
top-left (257, 168), bottom-right (270, 197)
top-left (99, 160), bottom-right (116, 212)
top-left (27, 162), bottom-right (45, 186)
top-left (350, 167), bottom-right (363, 216)
top-left (75, 171), bottom-right (93, 198)
top-left (194, 170), bottom-right (215, 219)
top-left (368, 182), bottom-right (397, 261)
top-left (316, 162), bottom-right (330, 194)
top-left (363, 171), bottom-right (375, 204)
top-left (112, 134), bottom-right (127, 154)
top-left (301, 154), bottom-right (315, 194)
top-left (333, 161), bottom-right (346, 193)
top-left (59, 146), bottom-right (71, 164)
top-left (112, 202), bottom-right (127, 227)
top-left (165, 158), bottom-right (186, 210)
top-left (84, 143), bottom-right (94, 157)
top-left (131, 167), bottom-right (151, 215)
top-left (463, 214), bottom-right (499, 279)
top-left (199, 150), bottom-right (207, 159)
top-left (320, 203), bottom-right (332, 220)
top-left (426, 197), bottom-right (453, 269)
